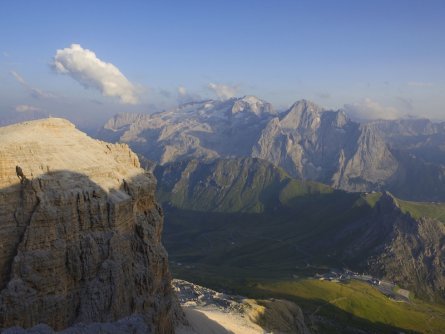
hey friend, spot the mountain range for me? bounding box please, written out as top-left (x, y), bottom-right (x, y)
top-left (99, 96), bottom-right (445, 201)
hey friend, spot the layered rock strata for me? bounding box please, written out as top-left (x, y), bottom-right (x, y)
top-left (0, 118), bottom-right (179, 332)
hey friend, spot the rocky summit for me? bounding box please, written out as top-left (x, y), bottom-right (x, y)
top-left (0, 118), bottom-right (180, 332)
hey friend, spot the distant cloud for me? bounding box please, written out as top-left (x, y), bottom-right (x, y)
top-left (344, 98), bottom-right (403, 120)
top-left (177, 85), bottom-right (201, 103)
top-left (53, 44), bottom-right (138, 104)
top-left (10, 70), bottom-right (27, 86)
top-left (10, 70), bottom-right (54, 99)
top-left (207, 82), bottom-right (238, 100)
top-left (178, 86), bottom-right (187, 97)
top-left (407, 81), bottom-right (433, 87)
top-left (15, 104), bottom-right (42, 113)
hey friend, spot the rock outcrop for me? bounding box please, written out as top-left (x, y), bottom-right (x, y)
top-left (173, 279), bottom-right (310, 334)
top-left (0, 118), bottom-right (180, 332)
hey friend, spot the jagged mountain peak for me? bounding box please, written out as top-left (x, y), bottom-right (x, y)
top-left (331, 109), bottom-right (349, 127)
top-left (288, 99), bottom-right (324, 114)
top-left (279, 99), bottom-right (324, 130)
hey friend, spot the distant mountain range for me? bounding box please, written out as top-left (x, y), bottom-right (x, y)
top-left (155, 157), bottom-right (445, 304)
top-left (99, 96), bottom-right (445, 201)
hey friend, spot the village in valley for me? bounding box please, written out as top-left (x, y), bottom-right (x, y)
top-left (313, 269), bottom-right (411, 302)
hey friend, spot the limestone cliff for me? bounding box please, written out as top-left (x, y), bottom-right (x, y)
top-left (0, 118), bottom-right (180, 332)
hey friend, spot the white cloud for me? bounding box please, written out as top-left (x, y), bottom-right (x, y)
top-left (10, 70), bottom-right (54, 99)
top-left (53, 44), bottom-right (138, 104)
top-left (344, 98), bottom-right (403, 120)
top-left (407, 81), bottom-right (433, 87)
top-left (15, 104), bottom-right (42, 113)
top-left (207, 82), bottom-right (238, 100)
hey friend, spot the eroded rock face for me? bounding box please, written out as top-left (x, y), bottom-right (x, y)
top-left (253, 100), bottom-right (398, 191)
top-left (0, 118), bottom-right (180, 332)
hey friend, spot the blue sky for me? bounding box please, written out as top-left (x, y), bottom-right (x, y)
top-left (1, 0), bottom-right (444, 126)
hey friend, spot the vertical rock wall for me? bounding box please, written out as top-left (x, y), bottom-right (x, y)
top-left (0, 118), bottom-right (180, 332)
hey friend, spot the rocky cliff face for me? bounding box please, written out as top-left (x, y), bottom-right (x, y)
top-left (0, 118), bottom-right (180, 332)
top-left (333, 192), bottom-right (445, 302)
top-left (252, 100), bottom-right (398, 191)
top-left (362, 119), bottom-right (445, 200)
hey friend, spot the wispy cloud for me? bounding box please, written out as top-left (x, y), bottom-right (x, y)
top-left (15, 104), bottom-right (42, 112)
top-left (407, 81), bottom-right (433, 87)
top-left (10, 70), bottom-right (54, 99)
top-left (53, 44), bottom-right (139, 104)
top-left (207, 82), bottom-right (238, 100)
top-left (177, 85), bottom-right (201, 103)
top-left (178, 86), bottom-right (187, 97)
top-left (344, 98), bottom-right (403, 120)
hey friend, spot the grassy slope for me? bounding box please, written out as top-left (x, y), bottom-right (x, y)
top-left (170, 258), bottom-right (445, 333)
top-left (252, 280), bottom-right (445, 334)
top-left (397, 199), bottom-right (445, 222)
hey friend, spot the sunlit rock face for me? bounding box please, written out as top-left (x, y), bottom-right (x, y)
top-left (0, 118), bottom-right (180, 332)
